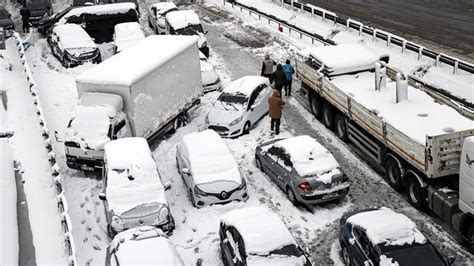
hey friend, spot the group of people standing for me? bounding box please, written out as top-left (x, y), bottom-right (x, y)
top-left (262, 54), bottom-right (295, 135)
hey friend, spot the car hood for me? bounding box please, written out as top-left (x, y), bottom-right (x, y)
top-left (0, 18), bottom-right (13, 26)
top-left (207, 105), bottom-right (245, 125)
top-left (200, 62), bottom-right (219, 85)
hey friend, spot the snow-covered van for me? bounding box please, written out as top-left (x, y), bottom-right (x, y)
top-left (64, 35), bottom-right (202, 171)
top-left (99, 138), bottom-right (174, 238)
top-left (113, 22), bottom-right (145, 52)
top-left (165, 10), bottom-right (209, 57)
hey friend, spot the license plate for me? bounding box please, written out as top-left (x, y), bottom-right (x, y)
top-left (322, 192), bottom-right (338, 200)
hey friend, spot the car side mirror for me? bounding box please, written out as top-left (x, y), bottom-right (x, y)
top-left (98, 193), bottom-right (106, 201)
top-left (446, 256), bottom-right (455, 265)
top-left (181, 168), bottom-right (190, 174)
top-left (164, 181), bottom-right (172, 191)
top-left (303, 246), bottom-right (310, 256)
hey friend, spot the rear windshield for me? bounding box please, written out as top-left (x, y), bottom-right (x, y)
top-left (175, 24), bottom-right (203, 35)
top-left (382, 244), bottom-right (445, 266)
top-left (26, 0), bottom-right (47, 9)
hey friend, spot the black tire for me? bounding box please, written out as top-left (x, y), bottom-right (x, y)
top-left (148, 19), bottom-right (152, 28)
top-left (62, 55), bottom-right (69, 68)
top-left (341, 244), bottom-right (351, 266)
top-left (335, 113), bottom-right (348, 141)
top-left (286, 187), bottom-right (299, 206)
top-left (384, 156), bottom-right (403, 191)
top-left (309, 93), bottom-right (322, 119)
top-left (255, 155), bottom-right (263, 170)
top-left (406, 175), bottom-right (427, 210)
top-left (322, 102), bottom-right (335, 129)
top-left (107, 225), bottom-right (116, 239)
top-left (243, 121), bottom-right (251, 135)
top-left (467, 223), bottom-right (474, 252)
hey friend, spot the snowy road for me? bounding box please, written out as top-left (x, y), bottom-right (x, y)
top-left (5, 0), bottom-right (473, 265)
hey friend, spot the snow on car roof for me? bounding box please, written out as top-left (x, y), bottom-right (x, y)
top-left (76, 35), bottom-right (198, 86)
top-left (165, 10), bottom-right (200, 30)
top-left (60, 2), bottom-right (136, 23)
top-left (302, 44), bottom-right (380, 75)
top-left (151, 2), bottom-right (177, 15)
top-left (112, 227), bottom-right (184, 265)
top-left (114, 22), bottom-right (145, 52)
top-left (347, 207), bottom-right (427, 246)
top-left (52, 24), bottom-right (96, 50)
top-left (180, 130), bottom-right (242, 186)
top-left (271, 135), bottom-right (340, 177)
top-left (221, 207), bottom-right (298, 255)
top-left (223, 76), bottom-right (268, 96)
top-left (332, 72), bottom-right (474, 144)
top-left (104, 138), bottom-right (167, 215)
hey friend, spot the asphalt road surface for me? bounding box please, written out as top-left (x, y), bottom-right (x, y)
top-left (300, 0), bottom-right (474, 61)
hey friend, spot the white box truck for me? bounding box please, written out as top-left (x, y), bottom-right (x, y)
top-left (295, 44), bottom-right (474, 251)
top-left (63, 35), bottom-right (202, 171)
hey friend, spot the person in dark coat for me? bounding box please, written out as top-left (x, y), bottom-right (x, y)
top-left (273, 64), bottom-right (286, 94)
top-left (268, 90), bottom-right (285, 135)
top-left (20, 4), bottom-right (31, 33)
top-left (261, 54), bottom-right (276, 82)
top-left (283, 59), bottom-right (295, 96)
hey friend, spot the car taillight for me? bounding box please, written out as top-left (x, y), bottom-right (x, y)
top-left (298, 181), bottom-right (312, 192)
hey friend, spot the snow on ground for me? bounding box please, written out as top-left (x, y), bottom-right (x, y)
top-left (1, 38), bottom-right (67, 264)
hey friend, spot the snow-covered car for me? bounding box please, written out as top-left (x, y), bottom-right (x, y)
top-left (26, 0), bottom-right (53, 25)
top-left (199, 51), bottom-right (221, 93)
top-left (106, 226), bottom-right (184, 266)
top-left (37, 6), bottom-right (75, 35)
top-left (0, 7), bottom-right (15, 34)
top-left (72, 0), bottom-right (98, 7)
top-left (113, 22), bottom-right (145, 53)
top-left (99, 137), bottom-right (175, 238)
top-left (165, 10), bottom-right (209, 57)
top-left (220, 207), bottom-right (311, 266)
top-left (47, 24), bottom-right (101, 68)
top-left (147, 2), bottom-right (178, 34)
top-left (205, 76), bottom-right (272, 137)
top-left (339, 207), bottom-right (454, 266)
top-left (255, 135), bottom-right (350, 205)
top-left (176, 130), bottom-right (249, 208)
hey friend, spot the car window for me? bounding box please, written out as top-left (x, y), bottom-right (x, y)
top-left (353, 227), bottom-right (372, 259)
top-left (248, 85), bottom-right (263, 108)
top-left (225, 226), bottom-right (245, 264)
top-left (268, 146), bottom-right (293, 170)
top-left (0, 9), bottom-right (9, 19)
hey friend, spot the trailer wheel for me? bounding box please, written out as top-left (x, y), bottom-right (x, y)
top-left (309, 94), bottom-right (322, 119)
top-left (406, 175), bottom-right (427, 210)
top-left (384, 156), bottom-right (403, 191)
top-left (322, 103), bottom-right (335, 129)
top-left (334, 113), bottom-right (348, 141)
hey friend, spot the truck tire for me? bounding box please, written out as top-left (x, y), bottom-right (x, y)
top-left (334, 113), bottom-right (348, 141)
top-left (384, 156), bottom-right (403, 191)
top-left (322, 103), bottom-right (335, 129)
top-left (309, 93), bottom-right (322, 119)
top-left (406, 175), bottom-right (427, 210)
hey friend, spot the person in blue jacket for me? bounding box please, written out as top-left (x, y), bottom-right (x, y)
top-left (20, 4), bottom-right (31, 33)
top-left (283, 59), bottom-right (295, 97)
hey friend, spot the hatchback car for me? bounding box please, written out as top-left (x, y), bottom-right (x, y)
top-left (176, 130), bottom-right (249, 208)
top-left (220, 207), bottom-right (311, 265)
top-left (106, 226), bottom-right (184, 266)
top-left (339, 207), bottom-right (454, 266)
top-left (99, 137), bottom-right (175, 238)
top-left (206, 76), bottom-right (272, 137)
top-left (26, 0), bottom-right (53, 25)
top-left (113, 22), bottom-right (145, 53)
top-left (147, 2), bottom-right (178, 34)
top-left (0, 7), bottom-right (15, 33)
top-left (200, 51), bottom-right (221, 93)
top-left (48, 24), bottom-right (101, 68)
top-left (255, 135), bottom-right (350, 205)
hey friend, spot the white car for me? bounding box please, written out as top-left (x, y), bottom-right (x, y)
top-left (206, 76), bottom-right (272, 137)
top-left (165, 10), bottom-right (209, 57)
top-left (147, 2), bottom-right (178, 34)
top-left (113, 22), bottom-right (145, 53)
top-left (176, 130), bottom-right (249, 208)
top-left (99, 137), bottom-right (174, 238)
top-left (106, 226), bottom-right (184, 266)
top-left (200, 51), bottom-right (221, 93)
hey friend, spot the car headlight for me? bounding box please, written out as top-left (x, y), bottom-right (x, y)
top-left (229, 116), bottom-right (242, 126)
top-left (194, 186), bottom-right (208, 197)
top-left (154, 207), bottom-right (169, 226)
top-left (111, 215), bottom-right (124, 231)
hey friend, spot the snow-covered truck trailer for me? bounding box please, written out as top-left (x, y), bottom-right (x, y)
top-left (296, 44), bottom-right (474, 250)
top-left (64, 35), bottom-right (202, 171)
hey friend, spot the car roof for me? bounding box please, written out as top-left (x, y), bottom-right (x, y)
top-left (223, 76), bottom-right (269, 97)
top-left (221, 207), bottom-right (298, 255)
top-left (60, 2), bottom-right (136, 23)
top-left (52, 24), bottom-right (97, 49)
top-left (165, 10), bottom-right (200, 30)
top-left (346, 207), bottom-right (427, 246)
top-left (151, 2), bottom-right (177, 14)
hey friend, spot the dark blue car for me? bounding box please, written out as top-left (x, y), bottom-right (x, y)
top-left (338, 208), bottom-right (454, 266)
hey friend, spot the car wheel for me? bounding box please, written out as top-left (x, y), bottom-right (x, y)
top-left (286, 187), bottom-right (298, 206)
top-left (406, 175), bottom-right (427, 210)
top-left (309, 93), bottom-right (322, 119)
top-left (255, 155), bottom-right (263, 170)
top-left (220, 246), bottom-right (229, 266)
top-left (107, 225), bottom-right (116, 239)
top-left (242, 121), bottom-right (251, 135)
top-left (341, 244), bottom-right (351, 266)
top-left (335, 113), bottom-right (348, 141)
top-left (384, 156), bottom-right (403, 191)
top-left (322, 103), bottom-right (335, 129)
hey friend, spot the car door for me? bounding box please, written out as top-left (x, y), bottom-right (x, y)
top-left (176, 146), bottom-right (192, 188)
top-left (220, 224), bottom-right (236, 266)
top-left (266, 147), bottom-right (289, 188)
top-left (246, 87), bottom-right (261, 125)
top-left (222, 226), bottom-right (245, 266)
top-left (351, 227), bottom-right (374, 266)
top-left (253, 84), bottom-right (271, 119)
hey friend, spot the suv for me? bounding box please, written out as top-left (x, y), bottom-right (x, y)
top-left (165, 10), bottom-right (209, 57)
top-left (37, 6), bottom-right (75, 35)
top-left (25, 0), bottom-right (53, 25)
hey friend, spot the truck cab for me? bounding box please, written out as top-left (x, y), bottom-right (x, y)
top-left (64, 93), bottom-right (131, 171)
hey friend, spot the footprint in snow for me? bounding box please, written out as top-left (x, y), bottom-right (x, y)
top-left (93, 234), bottom-right (102, 241)
top-left (83, 237), bottom-right (88, 243)
top-left (96, 217), bottom-right (101, 223)
top-left (86, 226), bottom-right (92, 232)
top-left (92, 245), bottom-right (101, 251)
top-left (80, 202), bottom-right (86, 208)
top-left (196, 258), bottom-right (203, 266)
top-left (95, 201), bottom-right (100, 206)
top-left (194, 247), bottom-right (199, 253)
top-left (86, 209), bottom-right (92, 215)
top-left (81, 219), bottom-right (86, 224)
top-left (85, 196), bottom-right (90, 202)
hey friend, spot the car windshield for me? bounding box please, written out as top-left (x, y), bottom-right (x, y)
top-left (381, 243), bottom-right (445, 266)
top-left (160, 8), bottom-right (178, 17)
top-left (0, 9), bottom-right (9, 19)
top-left (53, 7), bottom-right (73, 19)
top-left (175, 24), bottom-right (203, 35)
top-left (197, 180), bottom-right (240, 194)
top-left (217, 92), bottom-right (247, 111)
top-left (26, 0), bottom-right (46, 9)
top-left (121, 202), bottom-right (161, 219)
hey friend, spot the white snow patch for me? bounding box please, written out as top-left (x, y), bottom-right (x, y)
top-left (52, 24), bottom-right (97, 51)
top-left (60, 3), bottom-right (137, 24)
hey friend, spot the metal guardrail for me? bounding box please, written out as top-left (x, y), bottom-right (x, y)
top-left (13, 32), bottom-right (78, 266)
top-left (221, 0), bottom-right (474, 119)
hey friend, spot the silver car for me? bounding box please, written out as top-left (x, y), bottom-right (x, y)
top-left (255, 135), bottom-right (350, 205)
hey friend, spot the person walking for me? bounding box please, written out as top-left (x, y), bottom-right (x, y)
top-left (268, 90), bottom-right (285, 135)
top-left (273, 64), bottom-right (286, 94)
top-left (261, 54), bottom-right (276, 82)
top-left (20, 4), bottom-right (31, 33)
top-left (283, 59), bottom-right (295, 96)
